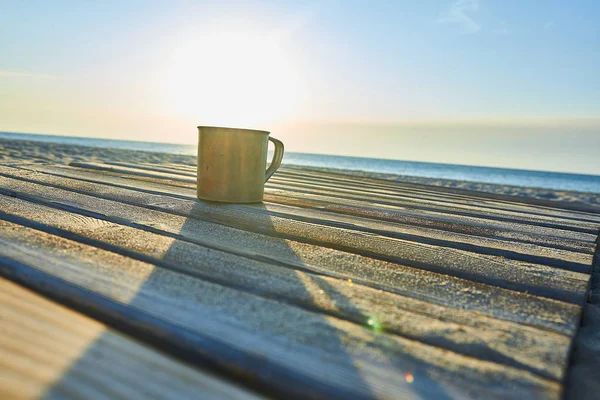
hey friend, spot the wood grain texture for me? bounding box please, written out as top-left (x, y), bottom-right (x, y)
top-left (3, 165), bottom-right (595, 273)
top-left (0, 277), bottom-right (263, 400)
top-left (0, 185), bottom-right (584, 337)
top-left (126, 160), bottom-right (599, 220)
top-left (266, 177), bottom-right (599, 232)
top-left (1, 160), bottom-right (596, 400)
top-left (95, 161), bottom-right (600, 225)
top-left (281, 165), bottom-right (600, 215)
top-left (0, 167), bottom-right (589, 305)
top-left (0, 221), bottom-right (563, 400)
top-left (67, 161), bottom-right (600, 233)
top-left (19, 163), bottom-right (598, 255)
top-left (0, 194), bottom-right (576, 381)
top-left (273, 169), bottom-right (600, 223)
top-left (264, 191), bottom-right (597, 259)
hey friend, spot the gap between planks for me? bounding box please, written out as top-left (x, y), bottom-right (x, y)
top-left (0, 187), bottom-right (586, 338)
top-left (10, 163), bottom-right (598, 255)
top-left (0, 166), bottom-right (592, 306)
top-left (0, 220), bottom-right (565, 400)
top-left (101, 160), bottom-right (600, 220)
top-left (66, 161), bottom-right (600, 234)
top-left (0, 194), bottom-right (579, 382)
top-left (282, 164), bottom-right (600, 216)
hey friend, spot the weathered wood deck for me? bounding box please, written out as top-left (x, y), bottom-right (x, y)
top-left (0, 160), bottom-right (598, 399)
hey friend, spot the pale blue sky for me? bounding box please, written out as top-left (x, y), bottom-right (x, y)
top-left (1, 1), bottom-right (599, 173)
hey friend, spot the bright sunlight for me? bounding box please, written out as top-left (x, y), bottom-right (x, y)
top-left (161, 23), bottom-right (304, 128)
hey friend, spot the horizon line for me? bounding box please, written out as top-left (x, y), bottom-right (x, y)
top-left (2, 130), bottom-right (599, 179)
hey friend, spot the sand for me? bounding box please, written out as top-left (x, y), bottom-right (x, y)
top-left (1, 137), bottom-right (598, 210)
top-left (0, 138), bottom-right (196, 167)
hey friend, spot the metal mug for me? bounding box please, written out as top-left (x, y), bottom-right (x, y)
top-left (196, 126), bottom-right (284, 203)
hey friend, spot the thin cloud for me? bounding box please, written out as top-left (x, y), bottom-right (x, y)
top-left (544, 20), bottom-right (554, 31)
top-left (493, 28), bottom-right (510, 35)
top-left (437, 0), bottom-right (481, 34)
top-left (0, 70), bottom-right (56, 79)
top-left (493, 21), bottom-right (511, 35)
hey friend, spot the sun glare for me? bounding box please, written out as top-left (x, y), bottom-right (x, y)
top-left (162, 26), bottom-right (304, 128)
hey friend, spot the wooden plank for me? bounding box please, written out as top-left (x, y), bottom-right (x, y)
top-left (69, 161), bottom-right (196, 183)
top-left (105, 160), bottom-right (600, 225)
top-left (283, 164), bottom-right (600, 215)
top-left (208, 200), bottom-right (593, 273)
top-left (91, 162), bottom-right (600, 242)
top-left (154, 162), bottom-right (198, 173)
top-left (265, 191), bottom-right (597, 259)
top-left (0, 185), bottom-right (584, 337)
top-left (24, 163), bottom-right (598, 253)
top-left (0, 180), bottom-right (583, 333)
top-left (105, 160), bottom-right (198, 177)
top-left (6, 165), bottom-right (595, 274)
top-left (275, 168), bottom-right (600, 223)
top-left (68, 161), bottom-right (599, 233)
top-left (265, 179), bottom-right (598, 233)
top-left (0, 277), bottom-right (262, 400)
top-left (0, 195), bottom-right (576, 381)
top-left (78, 160), bottom-right (586, 228)
top-left (0, 221), bottom-right (563, 399)
top-left (273, 169), bottom-right (600, 222)
top-left (0, 168), bottom-right (589, 304)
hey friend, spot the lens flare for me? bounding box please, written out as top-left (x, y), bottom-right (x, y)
top-left (366, 316), bottom-right (383, 333)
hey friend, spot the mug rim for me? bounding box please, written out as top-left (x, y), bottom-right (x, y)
top-left (197, 125), bottom-right (270, 135)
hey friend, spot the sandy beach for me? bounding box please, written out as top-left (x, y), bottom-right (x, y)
top-left (0, 138), bottom-right (196, 167)
top-left (1, 137), bottom-right (598, 210)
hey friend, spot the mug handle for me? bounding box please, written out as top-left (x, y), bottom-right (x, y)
top-left (265, 137), bottom-right (284, 182)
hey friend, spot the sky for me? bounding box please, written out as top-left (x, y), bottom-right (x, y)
top-left (1, 0), bottom-right (599, 174)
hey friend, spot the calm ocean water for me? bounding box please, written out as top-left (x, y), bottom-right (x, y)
top-left (2, 131), bottom-right (599, 194)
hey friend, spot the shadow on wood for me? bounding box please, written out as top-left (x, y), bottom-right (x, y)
top-left (38, 201), bottom-right (400, 399)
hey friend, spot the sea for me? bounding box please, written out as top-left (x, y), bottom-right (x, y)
top-left (1, 131), bottom-right (599, 194)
